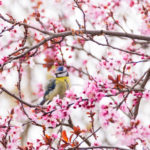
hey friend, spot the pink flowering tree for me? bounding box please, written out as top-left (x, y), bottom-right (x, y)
top-left (0, 0), bottom-right (150, 149)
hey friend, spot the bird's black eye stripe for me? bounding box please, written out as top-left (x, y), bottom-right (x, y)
top-left (55, 70), bottom-right (67, 75)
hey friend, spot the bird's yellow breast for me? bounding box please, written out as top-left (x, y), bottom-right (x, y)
top-left (45, 76), bottom-right (70, 101)
top-left (56, 76), bottom-right (70, 88)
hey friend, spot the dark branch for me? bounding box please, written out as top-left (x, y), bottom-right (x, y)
top-left (73, 145), bottom-right (132, 150)
top-left (0, 87), bottom-right (37, 107)
top-left (134, 68), bottom-right (150, 118)
top-left (1, 14), bottom-right (150, 41)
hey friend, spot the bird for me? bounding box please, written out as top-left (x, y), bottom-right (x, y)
top-left (40, 66), bottom-right (70, 105)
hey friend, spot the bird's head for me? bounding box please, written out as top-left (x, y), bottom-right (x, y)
top-left (55, 66), bottom-right (69, 77)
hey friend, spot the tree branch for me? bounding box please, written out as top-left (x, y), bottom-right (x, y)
top-left (1, 14), bottom-right (150, 41)
top-left (117, 68), bottom-right (149, 110)
top-left (73, 145), bottom-right (132, 150)
top-left (0, 87), bottom-right (37, 107)
top-left (134, 68), bottom-right (150, 119)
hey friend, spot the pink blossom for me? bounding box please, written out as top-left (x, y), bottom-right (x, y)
top-left (143, 90), bottom-right (150, 100)
top-left (82, 60), bottom-right (87, 65)
top-left (0, 59), bottom-right (4, 65)
top-left (66, 90), bottom-right (76, 99)
top-left (96, 92), bottom-right (105, 101)
top-left (52, 133), bottom-right (58, 139)
top-left (36, 84), bottom-right (44, 98)
top-left (0, 56), bottom-right (8, 65)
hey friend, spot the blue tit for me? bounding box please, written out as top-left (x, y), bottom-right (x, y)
top-left (40, 66), bottom-right (70, 105)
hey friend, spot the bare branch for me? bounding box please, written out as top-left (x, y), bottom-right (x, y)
top-left (1, 14), bottom-right (150, 41)
top-left (117, 68), bottom-right (150, 110)
top-left (134, 68), bottom-right (150, 118)
top-left (0, 87), bottom-right (37, 107)
top-left (74, 145), bottom-right (132, 150)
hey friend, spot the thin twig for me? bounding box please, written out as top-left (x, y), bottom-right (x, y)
top-left (72, 126), bottom-right (101, 149)
top-left (117, 68), bottom-right (150, 109)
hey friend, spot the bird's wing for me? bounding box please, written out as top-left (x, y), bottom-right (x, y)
top-left (40, 78), bottom-right (56, 105)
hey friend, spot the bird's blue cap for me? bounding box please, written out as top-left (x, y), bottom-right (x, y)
top-left (55, 66), bottom-right (68, 77)
top-left (56, 66), bottom-right (64, 72)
